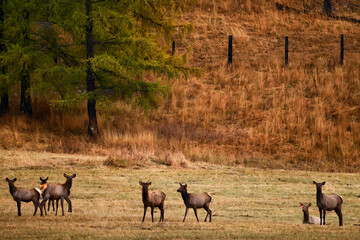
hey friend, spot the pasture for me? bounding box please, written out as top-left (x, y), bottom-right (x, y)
top-left (0, 150), bottom-right (359, 239)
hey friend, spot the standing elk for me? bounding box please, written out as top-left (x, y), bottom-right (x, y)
top-left (40, 173), bottom-right (76, 216)
top-left (5, 177), bottom-right (43, 216)
top-left (313, 181), bottom-right (343, 226)
top-left (39, 177), bottom-right (56, 213)
top-left (177, 183), bottom-right (212, 222)
top-left (139, 179), bottom-right (166, 222)
top-left (300, 203), bottom-right (320, 225)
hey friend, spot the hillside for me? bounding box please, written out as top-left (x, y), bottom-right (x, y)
top-left (1, 0), bottom-right (360, 171)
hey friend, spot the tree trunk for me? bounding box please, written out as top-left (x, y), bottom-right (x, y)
top-left (19, 9), bottom-right (32, 116)
top-left (0, 92), bottom-right (9, 116)
top-left (20, 69), bottom-right (32, 116)
top-left (85, 0), bottom-right (99, 138)
top-left (0, 0), bottom-right (8, 116)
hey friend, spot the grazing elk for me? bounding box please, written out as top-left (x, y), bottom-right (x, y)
top-left (139, 179), bottom-right (166, 222)
top-left (40, 173), bottom-right (76, 216)
top-left (313, 181), bottom-right (343, 226)
top-left (177, 183), bottom-right (212, 222)
top-left (300, 203), bottom-right (320, 225)
top-left (40, 177), bottom-right (56, 213)
top-left (5, 178), bottom-right (43, 216)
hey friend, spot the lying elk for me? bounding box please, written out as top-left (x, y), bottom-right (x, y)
top-left (40, 173), bottom-right (76, 216)
top-left (139, 179), bottom-right (166, 222)
top-left (40, 177), bottom-right (56, 213)
top-left (177, 183), bottom-right (212, 222)
top-left (5, 178), bottom-right (43, 216)
top-left (313, 181), bottom-right (343, 226)
top-left (300, 203), bottom-right (320, 225)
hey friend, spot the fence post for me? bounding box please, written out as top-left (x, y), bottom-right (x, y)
top-left (171, 41), bottom-right (175, 56)
top-left (340, 34), bottom-right (344, 66)
top-left (228, 35), bottom-right (233, 64)
top-left (324, 0), bottom-right (332, 16)
top-left (285, 36), bottom-right (288, 66)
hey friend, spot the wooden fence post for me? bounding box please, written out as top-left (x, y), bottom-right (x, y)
top-left (228, 35), bottom-right (233, 64)
top-left (171, 41), bottom-right (175, 56)
top-left (340, 34), bottom-right (344, 66)
top-left (285, 36), bottom-right (288, 66)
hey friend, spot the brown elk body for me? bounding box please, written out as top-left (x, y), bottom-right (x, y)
top-left (313, 181), bottom-right (343, 226)
top-left (40, 173), bottom-right (76, 216)
top-left (177, 183), bottom-right (212, 222)
top-left (300, 203), bottom-right (320, 225)
top-left (6, 178), bottom-right (43, 216)
top-left (139, 180), bottom-right (166, 222)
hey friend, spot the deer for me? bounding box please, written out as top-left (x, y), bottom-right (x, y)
top-left (177, 183), bottom-right (212, 222)
top-left (313, 181), bottom-right (343, 226)
top-left (39, 177), bottom-right (56, 213)
top-left (5, 177), bottom-right (43, 216)
top-left (300, 203), bottom-right (320, 225)
top-left (139, 179), bottom-right (166, 222)
top-left (40, 173), bottom-right (76, 216)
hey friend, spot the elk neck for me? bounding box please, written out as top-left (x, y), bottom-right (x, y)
top-left (316, 188), bottom-right (323, 202)
top-left (8, 183), bottom-right (16, 196)
top-left (303, 210), bottom-right (309, 223)
top-left (142, 187), bottom-right (149, 202)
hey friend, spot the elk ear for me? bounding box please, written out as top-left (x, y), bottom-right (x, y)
top-left (321, 181), bottom-right (326, 185)
top-left (179, 183), bottom-right (183, 187)
top-left (6, 177), bottom-right (9, 182)
top-left (64, 173), bottom-right (68, 178)
top-left (312, 181), bottom-right (316, 185)
top-left (148, 182), bottom-right (152, 185)
top-left (300, 203), bottom-right (303, 207)
top-left (14, 178), bottom-right (17, 182)
top-left (184, 184), bottom-right (187, 188)
top-left (72, 174), bottom-right (76, 178)
top-left (45, 177), bottom-right (49, 181)
top-left (139, 181), bottom-right (143, 185)
top-left (308, 203), bottom-right (311, 207)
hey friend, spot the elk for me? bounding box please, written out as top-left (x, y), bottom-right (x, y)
top-left (139, 179), bottom-right (166, 222)
top-left (313, 181), bottom-right (343, 226)
top-left (177, 183), bottom-right (212, 222)
top-left (40, 173), bottom-right (76, 216)
top-left (39, 177), bottom-right (56, 213)
top-left (300, 203), bottom-right (320, 225)
top-left (5, 177), bottom-right (43, 216)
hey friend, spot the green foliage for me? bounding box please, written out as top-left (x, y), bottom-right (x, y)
top-left (35, 0), bottom-right (195, 112)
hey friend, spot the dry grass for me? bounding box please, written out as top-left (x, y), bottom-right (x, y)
top-left (1, 150), bottom-right (360, 239)
top-left (0, 0), bottom-right (360, 171)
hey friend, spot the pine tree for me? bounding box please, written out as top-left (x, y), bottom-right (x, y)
top-left (38, 0), bottom-right (194, 138)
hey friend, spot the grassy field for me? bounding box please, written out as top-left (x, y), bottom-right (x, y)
top-left (0, 150), bottom-right (360, 239)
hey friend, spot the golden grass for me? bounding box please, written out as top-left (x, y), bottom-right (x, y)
top-left (1, 150), bottom-right (360, 239)
top-left (0, 0), bottom-right (359, 171)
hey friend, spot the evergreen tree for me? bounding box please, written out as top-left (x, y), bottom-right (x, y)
top-left (38, 0), bottom-right (194, 138)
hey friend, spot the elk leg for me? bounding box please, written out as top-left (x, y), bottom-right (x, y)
top-left (142, 206), bottom-right (147, 222)
top-left (183, 207), bottom-right (189, 222)
top-left (40, 199), bottom-right (47, 216)
top-left (33, 201), bottom-right (38, 216)
top-left (335, 208), bottom-right (343, 226)
top-left (39, 202), bottom-right (43, 216)
top-left (323, 210), bottom-right (326, 225)
top-left (55, 199), bottom-right (59, 216)
top-left (48, 200), bottom-right (51, 211)
top-left (193, 208), bottom-right (199, 222)
top-left (65, 197), bottom-right (72, 212)
top-left (52, 200), bottom-right (55, 211)
top-left (151, 206), bottom-right (154, 222)
top-left (319, 208), bottom-right (322, 225)
top-left (158, 205), bottom-right (164, 222)
top-left (204, 205), bottom-right (212, 222)
top-left (17, 201), bottom-right (21, 216)
top-left (61, 198), bottom-right (65, 216)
